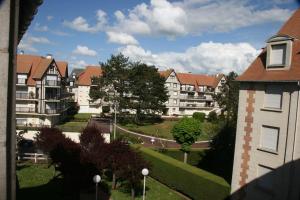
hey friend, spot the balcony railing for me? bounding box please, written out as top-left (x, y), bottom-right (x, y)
top-left (16, 107), bottom-right (36, 113)
top-left (45, 80), bottom-right (61, 86)
top-left (45, 95), bottom-right (60, 100)
top-left (45, 109), bottom-right (60, 114)
top-left (16, 92), bottom-right (37, 99)
top-left (179, 95), bottom-right (213, 101)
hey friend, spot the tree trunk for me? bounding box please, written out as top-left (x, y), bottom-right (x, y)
top-left (112, 173), bottom-right (116, 190)
top-left (183, 152), bottom-right (188, 164)
top-left (131, 187), bottom-right (135, 200)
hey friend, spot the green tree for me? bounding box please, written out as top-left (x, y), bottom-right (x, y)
top-left (213, 71), bottom-right (239, 126)
top-left (207, 111), bottom-right (218, 122)
top-left (128, 62), bottom-right (168, 123)
top-left (171, 117), bottom-right (202, 163)
top-left (89, 53), bottom-right (131, 113)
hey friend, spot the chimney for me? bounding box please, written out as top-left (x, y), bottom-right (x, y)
top-left (46, 54), bottom-right (53, 59)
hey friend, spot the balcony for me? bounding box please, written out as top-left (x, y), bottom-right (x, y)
top-left (45, 109), bottom-right (60, 114)
top-left (16, 92), bottom-right (37, 99)
top-left (45, 80), bottom-right (61, 86)
top-left (45, 95), bottom-right (60, 101)
top-left (16, 107), bottom-right (36, 113)
top-left (179, 102), bottom-right (213, 109)
top-left (179, 95), bottom-right (213, 101)
top-left (181, 87), bottom-right (195, 92)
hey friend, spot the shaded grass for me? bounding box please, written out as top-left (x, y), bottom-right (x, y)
top-left (17, 163), bottom-right (185, 200)
top-left (159, 148), bottom-right (205, 166)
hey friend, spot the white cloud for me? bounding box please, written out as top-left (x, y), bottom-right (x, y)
top-left (34, 23), bottom-right (48, 32)
top-left (52, 30), bottom-right (71, 36)
top-left (106, 31), bottom-right (139, 45)
top-left (119, 42), bottom-right (261, 74)
top-left (73, 45), bottom-right (97, 57)
top-left (111, 0), bottom-right (292, 38)
top-left (63, 9), bottom-right (107, 33)
top-left (47, 16), bottom-right (54, 21)
top-left (18, 35), bottom-right (52, 53)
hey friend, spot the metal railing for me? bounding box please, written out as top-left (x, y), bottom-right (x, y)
top-left (45, 109), bottom-right (60, 114)
top-left (16, 107), bottom-right (36, 113)
top-left (45, 80), bottom-right (61, 86)
top-left (16, 92), bottom-right (37, 99)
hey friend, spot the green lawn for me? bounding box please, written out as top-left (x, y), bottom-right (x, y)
top-left (111, 177), bottom-right (184, 200)
top-left (121, 120), bottom-right (220, 141)
top-left (73, 113), bottom-right (93, 122)
top-left (17, 163), bottom-right (185, 200)
top-left (57, 121), bottom-right (88, 132)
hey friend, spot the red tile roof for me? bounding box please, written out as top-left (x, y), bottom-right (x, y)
top-left (177, 73), bottom-right (219, 88)
top-left (17, 54), bottom-right (68, 86)
top-left (56, 61), bottom-right (68, 78)
top-left (77, 66), bottom-right (102, 86)
top-left (237, 8), bottom-right (300, 82)
top-left (159, 69), bottom-right (173, 78)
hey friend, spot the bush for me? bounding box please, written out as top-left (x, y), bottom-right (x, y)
top-left (138, 146), bottom-right (230, 200)
top-left (102, 106), bottom-right (110, 113)
top-left (192, 112), bottom-right (206, 122)
top-left (207, 111), bottom-right (218, 122)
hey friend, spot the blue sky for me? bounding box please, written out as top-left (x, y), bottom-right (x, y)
top-left (18, 0), bottom-right (300, 74)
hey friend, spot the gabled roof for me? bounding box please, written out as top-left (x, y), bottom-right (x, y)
top-left (159, 69), bottom-right (174, 78)
top-left (77, 66), bottom-right (102, 86)
top-left (17, 54), bottom-right (68, 86)
top-left (56, 61), bottom-right (68, 78)
top-left (237, 8), bottom-right (300, 82)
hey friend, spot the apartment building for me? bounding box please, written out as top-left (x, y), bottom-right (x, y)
top-left (160, 69), bottom-right (225, 116)
top-left (70, 66), bottom-right (103, 113)
top-left (231, 9), bottom-right (300, 200)
top-left (16, 54), bottom-right (71, 127)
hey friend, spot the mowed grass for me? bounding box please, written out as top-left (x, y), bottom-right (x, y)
top-left (111, 177), bottom-right (185, 200)
top-left (17, 163), bottom-right (64, 200)
top-left (17, 163), bottom-right (185, 200)
top-left (57, 121), bottom-right (88, 132)
top-left (122, 120), bottom-right (220, 141)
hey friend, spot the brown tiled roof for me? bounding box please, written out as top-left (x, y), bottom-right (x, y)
top-left (77, 66), bottom-right (102, 86)
top-left (56, 61), bottom-right (68, 78)
top-left (237, 9), bottom-right (300, 82)
top-left (278, 9), bottom-right (300, 39)
top-left (159, 69), bottom-right (173, 78)
top-left (17, 54), bottom-right (68, 86)
top-left (175, 72), bottom-right (222, 92)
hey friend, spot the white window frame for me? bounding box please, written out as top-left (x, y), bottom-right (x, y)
top-left (173, 99), bottom-right (177, 104)
top-left (173, 83), bottom-right (177, 88)
top-left (173, 91), bottom-right (178, 96)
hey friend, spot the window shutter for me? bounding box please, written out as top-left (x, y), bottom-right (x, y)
top-left (260, 126), bottom-right (279, 151)
top-left (264, 85), bottom-right (282, 109)
top-left (270, 44), bottom-right (286, 65)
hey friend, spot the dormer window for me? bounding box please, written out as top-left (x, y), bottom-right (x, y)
top-left (266, 35), bottom-right (293, 70)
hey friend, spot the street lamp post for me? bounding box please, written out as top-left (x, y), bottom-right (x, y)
top-left (113, 101), bottom-right (117, 140)
top-left (93, 174), bottom-right (101, 200)
top-left (141, 168), bottom-right (149, 200)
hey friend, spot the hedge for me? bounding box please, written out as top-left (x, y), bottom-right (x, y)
top-left (138, 146), bottom-right (230, 200)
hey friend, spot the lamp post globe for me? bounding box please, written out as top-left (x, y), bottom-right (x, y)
top-left (142, 168), bottom-right (149, 176)
top-left (93, 175), bottom-right (101, 183)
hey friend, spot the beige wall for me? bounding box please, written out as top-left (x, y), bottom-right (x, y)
top-left (231, 82), bottom-right (300, 200)
top-left (77, 86), bottom-right (102, 113)
top-left (165, 71), bottom-right (180, 115)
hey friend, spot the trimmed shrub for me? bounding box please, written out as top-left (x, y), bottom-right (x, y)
top-left (207, 111), bottom-right (218, 122)
top-left (138, 146), bottom-right (230, 200)
top-left (102, 106), bottom-right (110, 113)
top-left (192, 112), bottom-right (206, 122)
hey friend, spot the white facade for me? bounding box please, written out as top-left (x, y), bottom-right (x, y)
top-left (77, 86), bottom-right (102, 114)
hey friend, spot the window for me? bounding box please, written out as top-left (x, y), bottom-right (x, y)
top-left (173, 99), bottom-right (177, 104)
top-left (260, 126), bottom-right (279, 152)
top-left (264, 85), bottom-right (282, 109)
top-left (170, 75), bottom-right (175, 79)
top-left (173, 83), bottom-right (177, 88)
top-left (257, 165), bottom-right (274, 191)
top-left (270, 44), bottom-right (286, 66)
top-left (173, 91), bottom-right (178, 96)
top-left (166, 83), bottom-right (171, 87)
